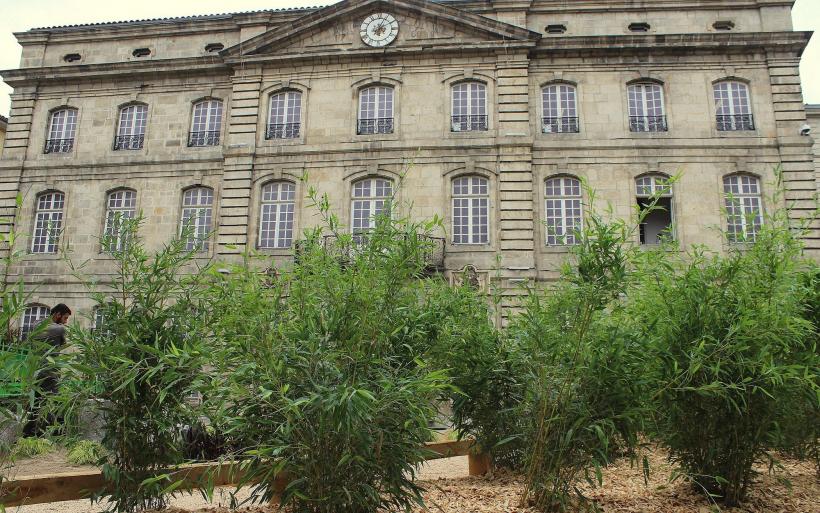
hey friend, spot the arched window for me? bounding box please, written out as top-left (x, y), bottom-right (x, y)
top-left (357, 86), bottom-right (394, 135)
top-left (635, 175), bottom-right (674, 245)
top-left (351, 178), bottom-right (392, 233)
top-left (452, 176), bottom-right (489, 244)
top-left (451, 82), bottom-right (487, 132)
top-left (267, 91), bottom-right (302, 139)
top-left (627, 82), bottom-right (667, 132)
top-left (104, 189), bottom-right (137, 252)
top-left (714, 81), bottom-right (754, 131)
top-left (542, 84), bottom-right (579, 133)
top-left (20, 304), bottom-right (50, 341)
top-left (545, 177), bottom-right (582, 245)
top-left (114, 104), bottom-right (148, 150)
top-left (45, 108), bottom-right (78, 153)
top-left (188, 99), bottom-right (223, 146)
top-left (180, 187), bottom-right (214, 252)
top-left (31, 191), bottom-right (65, 254)
top-left (259, 182), bottom-right (296, 248)
top-left (723, 175), bottom-right (763, 242)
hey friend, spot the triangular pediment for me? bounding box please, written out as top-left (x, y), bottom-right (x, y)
top-left (222, 0), bottom-right (540, 59)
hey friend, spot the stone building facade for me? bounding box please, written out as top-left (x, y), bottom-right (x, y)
top-left (0, 0), bottom-right (817, 327)
top-left (0, 115), bottom-right (6, 153)
top-left (808, 104), bottom-right (820, 185)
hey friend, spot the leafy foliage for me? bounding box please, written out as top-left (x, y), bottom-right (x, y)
top-left (67, 440), bottom-right (106, 466)
top-left (10, 437), bottom-right (54, 459)
top-left (59, 217), bottom-right (212, 512)
top-left (203, 180), bottom-right (473, 513)
top-left (634, 209), bottom-right (818, 506)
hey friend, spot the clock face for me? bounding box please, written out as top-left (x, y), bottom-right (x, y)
top-left (360, 13), bottom-right (399, 47)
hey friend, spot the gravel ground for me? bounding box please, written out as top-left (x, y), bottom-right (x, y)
top-left (5, 449), bottom-right (818, 513)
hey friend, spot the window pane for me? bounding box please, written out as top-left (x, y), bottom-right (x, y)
top-left (723, 175), bottom-right (762, 242)
top-left (452, 176), bottom-right (489, 244)
top-left (31, 192), bottom-right (64, 254)
top-left (181, 187), bottom-right (214, 252)
top-left (259, 182), bottom-right (296, 248)
top-left (104, 190), bottom-right (137, 252)
top-left (350, 178), bottom-right (393, 232)
top-left (545, 177), bottom-right (582, 245)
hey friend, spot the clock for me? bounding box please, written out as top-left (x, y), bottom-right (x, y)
top-left (360, 13), bottom-right (399, 47)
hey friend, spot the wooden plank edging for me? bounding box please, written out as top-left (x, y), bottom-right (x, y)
top-left (0, 439), bottom-right (486, 507)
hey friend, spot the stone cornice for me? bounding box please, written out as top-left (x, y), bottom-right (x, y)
top-left (445, 0), bottom-right (795, 13)
top-left (0, 31), bottom-right (810, 88)
top-left (533, 31), bottom-right (813, 55)
top-left (0, 57), bottom-right (229, 87)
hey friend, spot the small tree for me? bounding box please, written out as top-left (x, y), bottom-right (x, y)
top-left (59, 218), bottom-right (212, 512)
top-left (514, 186), bottom-right (657, 512)
top-left (635, 182), bottom-right (819, 505)
top-left (206, 181), bottom-right (458, 513)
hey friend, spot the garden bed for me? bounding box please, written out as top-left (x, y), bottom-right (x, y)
top-left (9, 447), bottom-right (817, 513)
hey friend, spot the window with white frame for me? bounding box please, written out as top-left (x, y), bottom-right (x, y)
top-left (267, 91), bottom-right (302, 139)
top-left (45, 108), bottom-right (78, 153)
top-left (351, 178), bottom-right (393, 233)
top-left (31, 191), bottom-right (65, 254)
top-left (452, 176), bottom-right (489, 244)
top-left (542, 84), bottom-right (579, 133)
top-left (451, 82), bottom-right (487, 132)
top-left (114, 104), bottom-right (148, 150)
top-left (714, 81), bottom-right (754, 131)
top-left (544, 177), bottom-right (582, 245)
top-left (723, 175), bottom-right (763, 242)
top-left (20, 305), bottom-right (50, 341)
top-left (627, 82), bottom-right (667, 132)
top-left (104, 189), bottom-right (137, 252)
top-left (259, 182), bottom-right (296, 248)
top-left (357, 86), bottom-right (394, 135)
top-left (635, 175), bottom-right (674, 245)
top-left (180, 187), bottom-right (214, 252)
top-left (189, 99), bottom-right (223, 146)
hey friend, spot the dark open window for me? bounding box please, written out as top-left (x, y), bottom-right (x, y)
top-left (63, 53), bottom-right (81, 63)
top-left (713, 20), bottom-right (735, 31)
top-left (205, 43), bottom-right (224, 53)
top-left (132, 48), bottom-right (151, 58)
top-left (629, 22), bottom-right (651, 32)
top-left (545, 24), bottom-right (567, 34)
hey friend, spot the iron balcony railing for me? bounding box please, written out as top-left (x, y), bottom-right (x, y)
top-left (451, 115), bottom-right (488, 132)
top-left (716, 114), bottom-right (755, 131)
top-left (188, 131), bottom-right (221, 147)
top-left (266, 123), bottom-right (301, 139)
top-left (357, 118), bottom-right (394, 135)
top-left (629, 115), bottom-right (668, 133)
top-left (542, 117), bottom-right (580, 134)
top-left (113, 134), bottom-right (145, 150)
top-left (44, 138), bottom-right (74, 154)
top-left (295, 233), bottom-right (446, 271)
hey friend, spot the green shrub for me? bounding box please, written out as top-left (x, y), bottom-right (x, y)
top-left (206, 182), bottom-right (464, 513)
top-left (513, 191), bottom-right (656, 512)
top-left (67, 440), bottom-right (106, 466)
top-left (11, 437), bottom-right (54, 459)
top-left (635, 207), bottom-right (818, 505)
top-left (59, 218), bottom-right (212, 512)
top-left (426, 282), bottom-right (526, 469)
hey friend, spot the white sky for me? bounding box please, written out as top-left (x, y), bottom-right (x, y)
top-left (0, 0), bottom-right (818, 116)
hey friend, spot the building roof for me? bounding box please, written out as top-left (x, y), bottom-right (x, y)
top-left (29, 6), bottom-right (323, 31)
top-left (26, 0), bottom-right (465, 32)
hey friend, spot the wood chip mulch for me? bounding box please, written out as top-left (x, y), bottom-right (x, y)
top-left (154, 448), bottom-right (819, 513)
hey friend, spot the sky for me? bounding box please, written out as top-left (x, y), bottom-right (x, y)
top-left (0, 0), bottom-right (818, 117)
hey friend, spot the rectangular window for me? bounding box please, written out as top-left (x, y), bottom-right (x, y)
top-left (31, 192), bottom-right (64, 254)
top-left (452, 176), bottom-right (489, 244)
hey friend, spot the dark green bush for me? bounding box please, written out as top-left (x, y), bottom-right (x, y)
top-left (59, 218), bottom-right (212, 512)
top-left (206, 184), bottom-right (471, 513)
top-left (512, 194), bottom-right (655, 512)
top-left (634, 208), bottom-right (818, 506)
